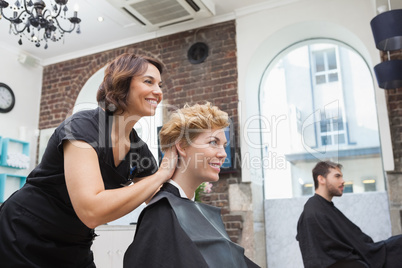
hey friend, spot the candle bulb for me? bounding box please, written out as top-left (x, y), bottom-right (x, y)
top-left (74, 4), bottom-right (79, 17)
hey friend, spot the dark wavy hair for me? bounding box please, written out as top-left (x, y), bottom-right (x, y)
top-left (96, 53), bottom-right (163, 113)
top-left (312, 161), bottom-right (343, 189)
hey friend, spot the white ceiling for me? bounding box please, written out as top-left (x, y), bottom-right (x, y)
top-left (0, 0), bottom-right (270, 65)
top-left (0, 0), bottom-right (398, 65)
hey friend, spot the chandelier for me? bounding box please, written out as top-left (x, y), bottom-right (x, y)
top-left (0, 0), bottom-right (81, 49)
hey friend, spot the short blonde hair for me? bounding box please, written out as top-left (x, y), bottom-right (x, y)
top-left (159, 102), bottom-right (229, 152)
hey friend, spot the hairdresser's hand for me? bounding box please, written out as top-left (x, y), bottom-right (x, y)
top-left (157, 147), bottom-right (178, 182)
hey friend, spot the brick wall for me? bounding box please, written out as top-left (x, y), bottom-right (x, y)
top-left (384, 49), bottom-right (402, 170)
top-left (40, 20), bottom-right (246, 242)
top-left (382, 49), bottom-right (402, 234)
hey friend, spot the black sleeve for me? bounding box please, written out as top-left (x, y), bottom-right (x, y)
top-left (123, 199), bottom-right (208, 268)
top-left (57, 117), bottom-right (102, 155)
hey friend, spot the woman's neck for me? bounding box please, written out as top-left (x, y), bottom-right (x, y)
top-left (171, 165), bottom-right (200, 200)
top-left (110, 112), bottom-right (137, 165)
top-left (112, 112), bottom-right (137, 141)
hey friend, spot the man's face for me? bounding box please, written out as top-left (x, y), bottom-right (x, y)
top-left (324, 167), bottom-right (344, 198)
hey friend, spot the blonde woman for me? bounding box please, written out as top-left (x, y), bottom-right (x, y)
top-left (124, 103), bottom-right (259, 268)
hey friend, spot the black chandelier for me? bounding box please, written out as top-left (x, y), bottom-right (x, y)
top-left (0, 0), bottom-right (81, 49)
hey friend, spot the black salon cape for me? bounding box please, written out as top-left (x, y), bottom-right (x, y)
top-left (296, 194), bottom-right (402, 268)
top-left (124, 183), bottom-right (260, 268)
top-left (0, 107), bottom-right (157, 268)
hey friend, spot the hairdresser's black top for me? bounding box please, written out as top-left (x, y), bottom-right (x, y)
top-left (0, 107), bottom-right (157, 268)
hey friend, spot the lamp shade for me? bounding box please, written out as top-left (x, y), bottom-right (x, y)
top-left (370, 9), bottom-right (402, 51)
top-left (374, 60), bottom-right (402, 89)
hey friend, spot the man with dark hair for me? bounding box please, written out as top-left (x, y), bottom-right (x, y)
top-left (296, 161), bottom-right (402, 268)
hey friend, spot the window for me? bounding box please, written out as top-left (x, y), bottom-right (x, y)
top-left (311, 45), bottom-right (348, 148)
top-left (260, 40), bottom-right (384, 199)
top-left (363, 179), bottom-right (377, 192)
top-left (302, 183), bottom-right (314, 196)
top-left (344, 182), bottom-right (354, 193)
top-left (319, 111), bottom-right (347, 146)
top-left (312, 48), bottom-right (339, 84)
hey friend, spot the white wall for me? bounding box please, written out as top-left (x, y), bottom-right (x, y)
top-left (0, 43), bottom-right (42, 199)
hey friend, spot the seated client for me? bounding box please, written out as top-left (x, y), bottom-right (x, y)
top-left (296, 161), bottom-right (402, 268)
top-left (123, 103), bottom-right (259, 268)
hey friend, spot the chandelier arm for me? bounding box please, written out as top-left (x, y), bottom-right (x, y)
top-left (0, 8), bottom-right (12, 21)
top-left (14, 9), bottom-right (29, 21)
top-left (11, 21), bottom-right (28, 35)
top-left (0, 4), bottom-right (31, 22)
top-left (42, 8), bottom-right (51, 18)
top-left (52, 2), bottom-right (63, 18)
top-left (52, 17), bottom-right (76, 33)
top-left (1, 8), bottom-right (29, 25)
top-left (44, 12), bottom-right (58, 23)
top-left (42, 2), bottom-right (63, 20)
top-left (23, 0), bottom-right (34, 16)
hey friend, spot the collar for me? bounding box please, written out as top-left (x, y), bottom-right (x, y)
top-left (168, 180), bottom-right (195, 201)
top-left (315, 193), bottom-right (334, 206)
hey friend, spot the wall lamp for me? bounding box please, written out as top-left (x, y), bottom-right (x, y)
top-left (370, 8), bottom-right (402, 89)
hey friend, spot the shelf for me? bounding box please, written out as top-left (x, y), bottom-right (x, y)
top-left (0, 173), bottom-right (26, 202)
top-left (0, 138), bottom-right (30, 169)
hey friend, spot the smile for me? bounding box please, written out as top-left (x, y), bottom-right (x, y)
top-left (209, 163), bottom-right (221, 170)
top-left (145, 98), bottom-right (158, 105)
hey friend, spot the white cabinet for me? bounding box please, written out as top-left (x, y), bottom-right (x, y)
top-left (92, 225), bottom-right (136, 268)
top-left (0, 137), bottom-right (30, 169)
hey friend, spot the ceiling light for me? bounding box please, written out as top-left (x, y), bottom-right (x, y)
top-left (362, 179), bottom-right (376, 184)
top-left (0, 0), bottom-right (81, 49)
top-left (98, 16), bottom-right (104, 22)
